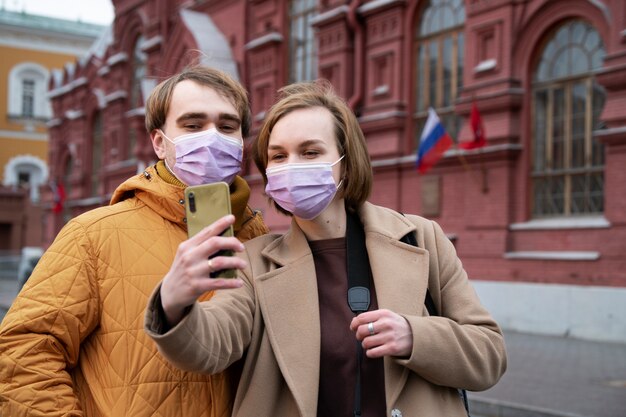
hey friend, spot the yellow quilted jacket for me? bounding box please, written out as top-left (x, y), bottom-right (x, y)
top-left (0, 163), bottom-right (268, 417)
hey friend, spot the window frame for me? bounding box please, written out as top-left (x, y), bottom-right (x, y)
top-left (530, 20), bottom-right (606, 218)
top-left (7, 62), bottom-right (51, 121)
top-left (288, 0), bottom-right (318, 83)
top-left (412, 0), bottom-right (465, 150)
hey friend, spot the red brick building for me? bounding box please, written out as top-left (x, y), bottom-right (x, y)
top-left (47, 0), bottom-right (626, 342)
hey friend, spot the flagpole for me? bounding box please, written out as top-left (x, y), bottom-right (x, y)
top-left (453, 144), bottom-right (489, 194)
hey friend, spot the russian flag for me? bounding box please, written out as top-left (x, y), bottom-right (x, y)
top-left (416, 108), bottom-right (453, 173)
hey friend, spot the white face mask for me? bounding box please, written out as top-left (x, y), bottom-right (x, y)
top-left (161, 128), bottom-right (243, 185)
top-left (264, 156), bottom-right (344, 220)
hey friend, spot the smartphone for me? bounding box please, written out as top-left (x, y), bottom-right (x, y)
top-left (184, 182), bottom-right (236, 278)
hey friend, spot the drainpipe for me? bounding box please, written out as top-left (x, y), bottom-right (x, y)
top-left (347, 0), bottom-right (364, 111)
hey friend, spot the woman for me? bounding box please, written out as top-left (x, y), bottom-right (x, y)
top-left (145, 81), bottom-right (507, 417)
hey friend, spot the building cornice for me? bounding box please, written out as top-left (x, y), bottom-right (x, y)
top-left (245, 32), bottom-right (283, 50)
top-left (310, 5), bottom-right (349, 27)
top-left (141, 35), bottom-right (162, 52)
top-left (105, 90), bottom-right (128, 103)
top-left (47, 76), bottom-right (89, 99)
top-left (106, 52), bottom-right (128, 67)
top-left (65, 109), bottom-right (85, 120)
top-left (358, 0), bottom-right (406, 16)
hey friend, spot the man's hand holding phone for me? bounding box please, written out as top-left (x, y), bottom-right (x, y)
top-left (160, 214), bottom-right (247, 327)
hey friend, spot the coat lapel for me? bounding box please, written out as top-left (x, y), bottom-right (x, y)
top-left (360, 203), bottom-right (431, 407)
top-left (254, 221), bottom-right (321, 417)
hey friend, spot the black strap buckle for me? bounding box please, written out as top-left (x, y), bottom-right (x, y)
top-left (348, 286), bottom-right (370, 313)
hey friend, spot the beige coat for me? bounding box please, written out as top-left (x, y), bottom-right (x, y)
top-left (146, 202), bottom-right (507, 417)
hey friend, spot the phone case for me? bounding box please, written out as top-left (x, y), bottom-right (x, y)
top-left (184, 182), bottom-right (236, 278)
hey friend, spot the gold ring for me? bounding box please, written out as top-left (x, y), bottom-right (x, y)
top-left (368, 322), bottom-right (375, 336)
top-left (208, 259), bottom-right (214, 272)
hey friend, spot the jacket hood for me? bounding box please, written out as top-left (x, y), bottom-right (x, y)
top-left (110, 165), bottom-right (186, 228)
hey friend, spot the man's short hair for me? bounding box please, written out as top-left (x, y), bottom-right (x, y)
top-left (252, 80), bottom-right (372, 214)
top-left (145, 66), bottom-right (251, 137)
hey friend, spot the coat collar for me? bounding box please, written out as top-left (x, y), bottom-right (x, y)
top-left (254, 202), bottom-right (431, 414)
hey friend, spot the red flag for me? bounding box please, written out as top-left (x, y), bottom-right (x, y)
top-left (51, 181), bottom-right (66, 214)
top-left (460, 102), bottom-right (486, 150)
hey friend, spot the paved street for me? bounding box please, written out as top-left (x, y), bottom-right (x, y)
top-left (0, 275), bottom-right (18, 324)
top-left (469, 330), bottom-right (626, 417)
top-left (1, 274), bottom-right (625, 417)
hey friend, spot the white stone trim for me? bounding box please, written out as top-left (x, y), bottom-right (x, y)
top-left (510, 216), bottom-right (610, 230)
top-left (46, 118), bottom-right (63, 128)
top-left (106, 52), bottom-right (128, 67)
top-left (503, 251), bottom-right (600, 261)
top-left (358, 0), bottom-right (405, 14)
top-left (105, 90), bottom-right (128, 103)
top-left (141, 35), bottom-right (162, 52)
top-left (370, 143), bottom-right (523, 168)
top-left (245, 32), bottom-right (283, 50)
top-left (97, 65), bottom-right (110, 76)
top-left (0, 27), bottom-right (97, 56)
top-left (475, 59), bottom-right (497, 73)
top-left (65, 109), bottom-right (85, 120)
top-left (125, 107), bottom-right (146, 117)
top-left (48, 76), bottom-right (88, 98)
top-left (0, 129), bottom-right (47, 141)
top-left (310, 5), bottom-right (349, 26)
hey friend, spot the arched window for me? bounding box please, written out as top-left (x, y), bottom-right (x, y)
top-left (91, 112), bottom-right (103, 197)
top-left (7, 62), bottom-right (51, 120)
top-left (532, 21), bottom-right (606, 217)
top-left (289, 0), bottom-right (317, 82)
top-left (413, 0), bottom-right (465, 147)
top-left (127, 35), bottom-right (146, 159)
top-left (130, 35), bottom-right (146, 109)
top-left (2, 155), bottom-right (48, 202)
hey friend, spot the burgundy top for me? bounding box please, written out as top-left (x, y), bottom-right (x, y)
top-left (309, 237), bottom-right (386, 417)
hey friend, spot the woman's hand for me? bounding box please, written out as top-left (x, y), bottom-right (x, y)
top-left (350, 309), bottom-right (414, 358)
top-left (160, 214), bottom-right (247, 327)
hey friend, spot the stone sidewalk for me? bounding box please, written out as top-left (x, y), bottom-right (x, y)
top-left (1, 276), bottom-right (625, 417)
top-left (468, 330), bottom-right (626, 417)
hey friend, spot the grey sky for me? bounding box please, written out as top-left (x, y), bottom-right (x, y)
top-left (2, 0), bottom-right (114, 25)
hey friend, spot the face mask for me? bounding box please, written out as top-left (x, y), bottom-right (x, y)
top-left (265, 156), bottom-right (344, 220)
top-left (161, 128), bottom-right (243, 185)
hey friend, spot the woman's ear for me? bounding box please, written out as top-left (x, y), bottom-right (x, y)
top-left (150, 129), bottom-right (166, 159)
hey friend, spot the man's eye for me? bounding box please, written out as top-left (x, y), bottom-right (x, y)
top-left (185, 124), bottom-right (201, 130)
top-left (220, 125), bottom-right (236, 132)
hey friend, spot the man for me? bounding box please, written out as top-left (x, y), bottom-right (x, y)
top-left (0, 66), bottom-right (268, 416)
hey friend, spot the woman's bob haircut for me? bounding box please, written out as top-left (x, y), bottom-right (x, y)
top-left (252, 80), bottom-right (372, 215)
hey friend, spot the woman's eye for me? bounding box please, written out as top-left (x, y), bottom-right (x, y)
top-left (303, 150), bottom-right (320, 158)
top-left (270, 154), bottom-right (285, 161)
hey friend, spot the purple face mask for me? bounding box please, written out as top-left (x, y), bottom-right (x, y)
top-left (265, 156), bottom-right (344, 220)
top-left (162, 128), bottom-right (243, 185)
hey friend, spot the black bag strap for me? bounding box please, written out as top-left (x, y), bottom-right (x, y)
top-left (346, 210), bottom-right (371, 417)
top-left (400, 227), bottom-right (471, 416)
top-left (347, 210), bottom-right (371, 313)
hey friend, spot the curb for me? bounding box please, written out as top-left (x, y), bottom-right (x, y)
top-left (469, 397), bottom-right (591, 417)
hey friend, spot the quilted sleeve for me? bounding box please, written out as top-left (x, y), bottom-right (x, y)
top-left (396, 218), bottom-right (507, 391)
top-left (0, 219), bottom-right (100, 416)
